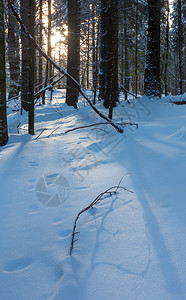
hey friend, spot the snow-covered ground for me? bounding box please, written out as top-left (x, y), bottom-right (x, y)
top-left (0, 91), bottom-right (186, 300)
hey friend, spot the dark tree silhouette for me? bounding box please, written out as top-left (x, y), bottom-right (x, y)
top-left (144, 0), bottom-right (161, 98)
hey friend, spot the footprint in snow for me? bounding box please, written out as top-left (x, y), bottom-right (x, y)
top-left (4, 258), bottom-right (32, 273)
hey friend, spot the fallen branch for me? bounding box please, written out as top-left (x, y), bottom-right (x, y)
top-left (8, 0), bottom-right (123, 134)
top-left (118, 121), bottom-right (138, 128)
top-left (65, 122), bottom-right (109, 134)
top-left (65, 121), bottom-right (138, 134)
top-left (47, 125), bottom-right (62, 137)
top-left (119, 84), bottom-right (140, 99)
top-left (70, 181), bottom-right (133, 255)
top-left (34, 74), bottom-right (65, 99)
top-left (35, 128), bottom-right (46, 139)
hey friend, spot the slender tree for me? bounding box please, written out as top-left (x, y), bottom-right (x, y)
top-left (38, 0), bottom-right (43, 89)
top-left (144, 0), bottom-right (161, 98)
top-left (7, 0), bottom-right (20, 99)
top-left (0, 0), bottom-right (8, 146)
top-left (66, 0), bottom-right (80, 108)
top-left (164, 0), bottom-right (170, 96)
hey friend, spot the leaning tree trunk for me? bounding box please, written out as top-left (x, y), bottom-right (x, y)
top-left (0, 0), bottom-right (8, 146)
top-left (7, 0), bottom-right (20, 99)
top-left (66, 0), bottom-right (80, 108)
top-left (99, 0), bottom-right (119, 119)
top-left (144, 0), bottom-right (161, 98)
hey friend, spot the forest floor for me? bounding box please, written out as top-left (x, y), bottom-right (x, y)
top-left (0, 91), bottom-right (186, 300)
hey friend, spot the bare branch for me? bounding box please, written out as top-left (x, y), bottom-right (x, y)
top-left (119, 84), bottom-right (140, 99)
top-left (65, 122), bottom-right (110, 134)
top-left (34, 74), bottom-right (65, 99)
top-left (70, 181), bottom-right (133, 255)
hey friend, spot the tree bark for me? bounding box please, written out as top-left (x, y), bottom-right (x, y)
top-left (178, 0), bottom-right (183, 94)
top-left (99, 0), bottom-right (119, 118)
top-left (20, 0), bottom-right (30, 111)
top-left (7, 0), bottom-right (20, 99)
top-left (28, 0), bottom-right (35, 135)
top-left (144, 0), bottom-right (161, 98)
top-left (164, 0), bottom-right (169, 96)
top-left (66, 0), bottom-right (80, 108)
top-left (0, 0), bottom-right (8, 146)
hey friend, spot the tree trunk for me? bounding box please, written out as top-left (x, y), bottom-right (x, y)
top-left (92, 3), bottom-right (98, 105)
top-left (66, 0), bottom-right (80, 108)
top-left (178, 0), bottom-right (183, 94)
top-left (135, 0), bottom-right (138, 97)
top-left (28, 0), bottom-right (35, 135)
top-left (0, 0), bottom-right (8, 146)
top-left (7, 0), bottom-right (20, 99)
top-left (20, 0), bottom-right (30, 111)
top-left (99, 0), bottom-right (119, 117)
top-left (124, 0), bottom-right (129, 100)
top-left (39, 0), bottom-right (43, 89)
top-left (144, 0), bottom-right (161, 98)
top-left (183, 0), bottom-right (186, 93)
top-left (164, 0), bottom-right (169, 96)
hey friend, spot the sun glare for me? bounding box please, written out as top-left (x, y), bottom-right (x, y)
top-left (51, 32), bottom-right (62, 47)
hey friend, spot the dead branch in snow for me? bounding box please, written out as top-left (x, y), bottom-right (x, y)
top-left (70, 180), bottom-right (133, 255)
top-left (65, 121), bottom-right (138, 134)
top-left (35, 128), bottom-right (46, 139)
top-left (65, 122), bottom-right (110, 133)
top-left (8, 0), bottom-right (123, 133)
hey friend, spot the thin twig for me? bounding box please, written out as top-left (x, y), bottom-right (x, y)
top-left (70, 181), bottom-right (133, 255)
top-left (47, 125), bottom-right (62, 137)
top-left (35, 128), bottom-right (46, 139)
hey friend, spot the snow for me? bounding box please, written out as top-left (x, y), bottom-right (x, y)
top-left (0, 91), bottom-right (186, 300)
